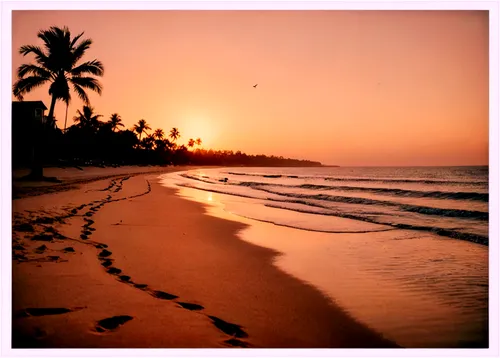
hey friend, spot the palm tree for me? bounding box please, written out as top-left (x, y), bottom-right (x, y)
top-left (13, 26), bottom-right (104, 178)
top-left (188, 138), bottom-right (195, 149)
top-left (108, 113), bottom-right (124, 132)
top-left (154, 128), bottom-right (164, 140)
top-left (169, 127), bottom-right (180, 142)
top-left (73, 105), bottom-right (103, 131)
top-left (154, 138), bottom-right (165, 151)
top-left (163, 138), bottom-right (175, 150)
top-left (14, 26), bottom-right (104, 125)
top-left (133, 119), bottom-right (151, 141)
top-left (141, 135), bottom-right (155, 150)
top-left (195, 138), bottom-right (202, 147)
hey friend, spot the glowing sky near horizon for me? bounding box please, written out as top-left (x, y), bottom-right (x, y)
top-left (11, 10), bottom-right (489, 166)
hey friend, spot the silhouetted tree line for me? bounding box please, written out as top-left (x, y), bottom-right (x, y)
top-left (187, 149), bottom-right (322, 167)
top-left (12, 25), bottom-right (321, 177)
top-left (12, 105), bottom-right (322, 168)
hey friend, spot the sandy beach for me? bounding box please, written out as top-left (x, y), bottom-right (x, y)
top-left (11, 166), bottom-right (398, 348)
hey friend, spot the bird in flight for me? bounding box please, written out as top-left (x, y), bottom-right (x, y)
top-left (253, 84), bottom-right (258, 88)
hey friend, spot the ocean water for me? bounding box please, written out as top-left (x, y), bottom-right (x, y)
top-left (159, 166), bottom-right (489, 348)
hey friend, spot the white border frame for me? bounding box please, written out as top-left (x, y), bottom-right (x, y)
top-left (1, 1), bottom-right (498, 358)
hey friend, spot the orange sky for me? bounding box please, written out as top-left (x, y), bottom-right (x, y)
top-left (11, 10), bottom-right (489, 166)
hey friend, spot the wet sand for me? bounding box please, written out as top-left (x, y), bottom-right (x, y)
top-left (171, 184), bottom-right (488, 348)
top-left (11, 167), bottom-right (398, 348)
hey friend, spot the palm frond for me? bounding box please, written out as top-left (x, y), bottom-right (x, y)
top-left (72, 38), bottom-right (93, 64)
top-left (17, 63), bottom-right (52, 79)
top-left (13, 76), bottom-right (49, 100)
top-left (19, 44), bottom-right (45, 57)
top-left (70, 31), bottom-right (84, 48)
top-left (70, 59), bottom-right (104, 77)
top-left (18, 45), bottom-right (50, 67)
top-left (69, 76), bottom-right (103, 95)
top-left (38, 27), bottom-right (66, 51)
top-left (73, 110), bottom-right (84, 123)
top-left (72, 83), bottom-right (90, 104)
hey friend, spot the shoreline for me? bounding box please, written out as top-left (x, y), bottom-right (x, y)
top-left (11, 167), bottom-right (398, 348)
top-left (161, 168), bottom-right (488, 348)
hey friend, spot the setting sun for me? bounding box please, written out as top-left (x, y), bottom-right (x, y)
top-left (179, 117), bottom-right (215, 148)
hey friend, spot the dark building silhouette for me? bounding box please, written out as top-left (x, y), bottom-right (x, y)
top-left (13, 100), bottom-right (47, 121)
top-left (12, 101), bottom-right (48, 168)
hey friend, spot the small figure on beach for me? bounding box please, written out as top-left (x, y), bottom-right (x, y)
top-left (253, 84), bottom-right (258, 88)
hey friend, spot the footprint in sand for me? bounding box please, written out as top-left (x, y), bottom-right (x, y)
top-left (177, 302), bottom-right (204, 311)
top-left (101, 259), bottom-right (113, 267)
top-left (41, 227), bottom-right (65, 240)
top-left (98, 249), bottom-right (112, 257)
top-left (107, 267), bottom-right (122, 274)
top-left (34, 245), bottom-right (47, 254)
top-left (224, 338), bottom-right (252, 348)
top-left (34, 217), bottom-right (56, 225)
top-left (208, 316), bottom-right (248, 338)
top-left (52, 232), bottom-right (66, 240)
top-left (13, 253), bottom-right (27, 261)
top-left (13, 223), bottom-right (34, 232)
top-left (152, 290), bottom-right (178, 300)
top-left (16, 307), bottom-right (84, 318)
top-left (94, 315), bottom-right (133, 333)
top-left (31, 234), bottom-right (53, 242)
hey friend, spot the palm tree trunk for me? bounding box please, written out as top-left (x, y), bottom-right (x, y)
top-left (63, 102), bottom-right (69, 132)
top-left (47, 94), bottom-right (57, 125)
